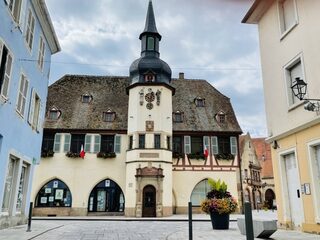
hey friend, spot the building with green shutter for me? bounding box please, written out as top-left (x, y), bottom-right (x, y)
top-left (31, 1), bottom-right (242, 217)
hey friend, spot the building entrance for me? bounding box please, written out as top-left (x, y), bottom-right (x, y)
top-left (142, 185), bottom-right (156, 217)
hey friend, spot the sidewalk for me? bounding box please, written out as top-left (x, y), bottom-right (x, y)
top-left (0, 211), bottom-right (319, 240)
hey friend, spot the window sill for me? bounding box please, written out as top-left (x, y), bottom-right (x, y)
top-left (0, 95), bottom-right (9, 105)
top-left (280, 22), bottom-right (298, 41)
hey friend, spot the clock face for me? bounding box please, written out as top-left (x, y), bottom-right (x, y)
top-left (145, 92), bottom-right (155, 102)
top-left (146, 102), bottom-right (153, 110)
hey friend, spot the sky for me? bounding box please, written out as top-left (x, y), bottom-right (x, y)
top-left (45, 0), bottom-right (267, 137)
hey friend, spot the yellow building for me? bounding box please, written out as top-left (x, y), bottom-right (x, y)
top-left (243, 0), bottom-right (320, 233)
top-left (31, 1), bottom-right (242, 217)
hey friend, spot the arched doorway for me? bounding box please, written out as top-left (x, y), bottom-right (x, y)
top-left (265, 189), bottom-right (276, 209)
top-left (142, 185), bottom-right (156, 217)
top-left (88, 179), bottom-right (124, 213)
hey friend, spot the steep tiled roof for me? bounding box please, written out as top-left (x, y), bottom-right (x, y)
top-left (44, 75), bottom-right (242, 133)
top-left (252, 138), bottom-right (273, 178)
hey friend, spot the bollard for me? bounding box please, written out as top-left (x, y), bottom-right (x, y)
top-left (26, 202), bottom-right (33, 232)
top-left (244, 202), bottom-right (254, 240)
top-left (188, 202), bottom-right (193, 240)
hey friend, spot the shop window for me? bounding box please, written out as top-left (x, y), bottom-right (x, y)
top-left (88, 179), bottom-right (124, 212)
top-left (190, 179), bottom-right (210, 206)
top-left (35, 179), bottom-right (72, 207)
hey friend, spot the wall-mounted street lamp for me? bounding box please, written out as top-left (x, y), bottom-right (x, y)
top-left (291, 77), bottom-right (320, 112)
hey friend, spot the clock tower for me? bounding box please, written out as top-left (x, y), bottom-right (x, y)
top-left (125, 0), bottom-right (174, 217)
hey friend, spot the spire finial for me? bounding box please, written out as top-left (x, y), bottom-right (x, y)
top-left (139, 0), bottom-right (161, 40)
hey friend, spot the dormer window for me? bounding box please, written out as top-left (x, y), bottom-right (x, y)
top-left (195, 97), bottom-right (205, 107)
top-left (103, 110), bottom-right (116, 122)
top-left (216, 111), bottom-right (226, 124)
top-left (173, 111), bottom-right (184, 123)
top-left (82, 94), bottom-right (92, 103)
top-left (48, 108), bottom-right (61, 120)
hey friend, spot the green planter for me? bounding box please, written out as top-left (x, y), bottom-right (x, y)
top-left (210, 212), bottom-right (230, 229)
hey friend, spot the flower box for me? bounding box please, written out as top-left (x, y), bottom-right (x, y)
top-left (97, 152), bottom-right (116, 159)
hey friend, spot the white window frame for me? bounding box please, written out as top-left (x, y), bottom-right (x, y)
top-left (16, 73), bottom-right (29, 117)
top-left (5, 0), bottom-right (23, 24)
top-left (278, 0), bottom-right (299, 39)
top-left (53, 133), bottom-right (62, 152)
top-left (0, 39), bottom-right (13, 100)
top-left (307, 139), bottom-right (320, 223)
top-left (84, 134), bottom-right (101, 153)
top-left (283, 53), bottom-right (305, 110)
top-left (25, 8), bottom-right (35, 52)
top-left (28, 88), bottom-right (42, 131)
top-left (15, 162), bottom-right (30, 214)
top-left (37, 35), bottom-right (45, 70)
top-left (1, 153), bottom-right (31, 217)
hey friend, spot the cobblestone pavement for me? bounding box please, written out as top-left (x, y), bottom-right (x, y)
top-left (1, 219), bottom-right (320, 240)
top-left (0, 220), bottom-right (320, 240)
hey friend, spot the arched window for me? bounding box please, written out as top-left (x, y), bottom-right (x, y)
top-left (35, 179), bottom-right (72, 207)
top-left (88, 179), bottom-right (124, 212)
top-left (190, 179), bottom-right (211, 206)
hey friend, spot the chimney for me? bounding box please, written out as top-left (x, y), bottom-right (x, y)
top-left (179, 72), bottom-right (184, 79)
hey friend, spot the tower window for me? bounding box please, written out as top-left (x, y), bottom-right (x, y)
top-left (154, 134), bottom-right (161, 149)
top-left (139, 134), bottom-right (145, 149)
top-left (147, 37), bottom-right (155, 51)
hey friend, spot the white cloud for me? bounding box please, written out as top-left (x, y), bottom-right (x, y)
top-left (46, 0), bottom-right (267, 137)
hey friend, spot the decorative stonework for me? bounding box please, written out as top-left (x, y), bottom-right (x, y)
top-left (146, 121), bottom-right (154, 131)
top-left (140, 152), bottom-right (159, 158)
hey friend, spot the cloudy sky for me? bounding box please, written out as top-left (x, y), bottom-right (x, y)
top-left (45, 0), bottom-right (267, 137)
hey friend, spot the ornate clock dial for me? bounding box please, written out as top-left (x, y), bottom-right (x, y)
top-left (145, 92), bottom-right (155, 102)
top-left (146, 102), bottom-right (153, 110)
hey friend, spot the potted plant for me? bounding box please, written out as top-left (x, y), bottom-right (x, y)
top-left (201, 179), bottom-right (238, 229)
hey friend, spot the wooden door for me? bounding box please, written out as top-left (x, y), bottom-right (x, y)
top-left (142, 185), bottom-right (156, 217)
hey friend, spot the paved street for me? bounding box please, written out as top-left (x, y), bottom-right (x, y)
top-left (1, 212), bottom-right (320, 240)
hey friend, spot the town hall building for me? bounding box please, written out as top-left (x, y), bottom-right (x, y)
top-left (31, 1), bottom-right (242, 217)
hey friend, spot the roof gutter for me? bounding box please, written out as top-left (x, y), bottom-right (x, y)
top-left (242, 0), bottom-right (274, 24)
top-left (32, 0), bottom-right (60, 54)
